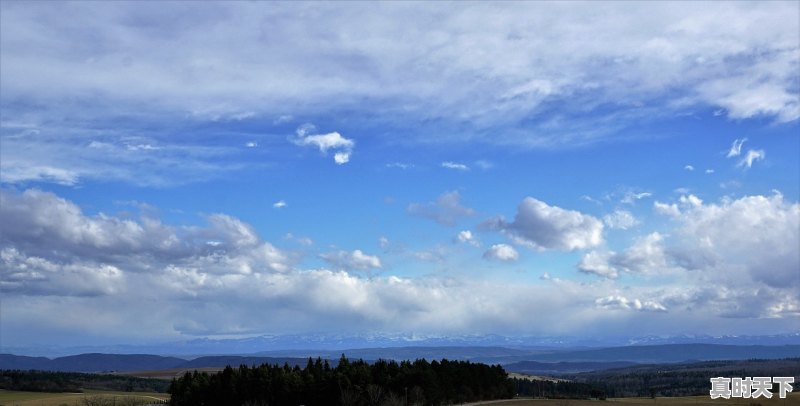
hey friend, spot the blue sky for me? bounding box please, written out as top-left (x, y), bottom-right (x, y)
top-left (1, 1), bottom-right (798, 348)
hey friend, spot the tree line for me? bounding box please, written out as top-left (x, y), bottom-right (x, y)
top-left (0, 369), bottom-right (169, 393)
top-left (168, 355), bottom-right (514, 406)
top-left (566, 357), bottom-right (800, 398)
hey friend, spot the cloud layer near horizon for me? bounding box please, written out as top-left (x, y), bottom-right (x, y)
top-left (1, 188), bottom-right (796, 344)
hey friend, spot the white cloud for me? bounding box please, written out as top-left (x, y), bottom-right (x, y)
top-left (4, 188), bottom-right (797, 345)
top-left (1, 2), bottom-right (796, 190)
top-left (612, 232), bottom-right (670, 274)
top-left (705, 169), bottom-right (715, 174)
top-left (482, 244), bottom-right (519, 262)
top-left (654, 201), bottom-right (681, 217)
top-left (738, 149), bottom-right (765, 169)
top-left (684, 165), bottom-right (694, 171)
top-left (726, 138), bottom-right (747, 157)
top-left (412, 248), bottom-right (446, 263)
top-left (698, 50), bottom-right (800, 123)
top-left (653, 194), bottom-right (702, 216)
top-left (407, 191), bottom-right (475, 226)
top-left (578, 232), bottom-right (670, 279)
top-left (621, 191), bottom-right (652, 205)
top-left (386, 162), bottom-right (413, 169)
top-left (0, 165), bottom-right (80, 186)
top-left (245, 141), bottom-right (258, 148)
top-left (284, 233), bottom-right (313, 246)
top-left (581, 195), bottom-right (602, 205)
top-left (273, 200), bottom-right (287, 209)
top-left (455, 230), bottom-right (480, 247)
top-left (595, 295), bottom-right (667, 312)
top-left (578, 251), bottom-right (619, 279)
top-left (291, 125), bottom-right (355, 165)
top-left (0, 188), bottom-right (292, 298)
top-left (320, 249), bottom-right (382, 271)
top-left (1, 133), bottom-right (240, 187)
top-left (679, 194), bottom-right (703, 208)
top-left (1, 247), bottom-right (124, 297)
top-left (670, 192), bottom-right (799, 289)
top-left (484, 197), bottom-right (603, 251)
top-left (441, 161), bottom-right (470, 171)
top-left (334, 152), bottom-right (350, 164)
top-left (603, 209), bottom-right (639, 230)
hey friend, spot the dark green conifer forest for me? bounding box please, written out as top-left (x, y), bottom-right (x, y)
top-left (168, 356), bottom-right (514, 406)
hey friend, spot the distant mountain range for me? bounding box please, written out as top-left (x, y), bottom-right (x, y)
top-left (6, 333), bottom-right (799, 358)
top-left (0, 353), bottom-right (311, 373)
top-left (2, 343), bottom-right (800, 373)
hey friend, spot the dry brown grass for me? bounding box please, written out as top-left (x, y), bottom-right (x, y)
top-left (464, 392), bottom-right (800, 406)
top-left (114, 367), bottom-right (225, 380)
top-left (0, 389), bottom-right (168, 406)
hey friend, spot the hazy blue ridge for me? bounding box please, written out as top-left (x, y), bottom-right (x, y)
top-left (3, 343), bottom-right (800, 373)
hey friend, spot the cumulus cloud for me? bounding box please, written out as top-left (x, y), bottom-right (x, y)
top-left (605, 191), bottom-right (800, 319)
top-left (579, 233), bottom-right (670, 279)
top-left (484, 197), bottom-right (603, 251)
top-left (407, 191), bottom-right (475, 226)
top-left (441, 161), bottom-right (470, 171)
top-left (653, 194), bottom-right (702, 217)
top-left (737, 149), bottom-right (765, 168)
top-left (603, 209), bottom-right (639, 230)
top-left (320, 249), bottom-right (382, 271)
top-left (3, 188), bottom-right (796, 345)
top-left (612, 232), bottom-right (670, 274)
top-left (670, 192), bottom-right (799, 288)
top-left (727, 138), bottom-right (747, 157)
top-left (291, 124), bottom-right (355, 164)
top-left (679, 194), bottom-right (703, 208)
top-left (273, 200), bottom-right (287, 209)
top-left (482, 244), bottom-right (519, 262)
top-left (684, 165), bottom-right (694, 171)
top-left (1, 247), bottom-right (124, 297)
top-left (595, 295), bottom-right (667, 312)
top-left (578, 251), bottom-right (619, 279)
top-left (0, 188), bottom-right (291, 286)
top-left (455, 230), bottom-right (480, 247)
top-left (654, 201), bottom-right (681, 217)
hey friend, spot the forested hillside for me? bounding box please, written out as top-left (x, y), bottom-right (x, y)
top-left (0, 370), bottom-right (169, 393)
top-left (168, 356), bottom-right (514, 406)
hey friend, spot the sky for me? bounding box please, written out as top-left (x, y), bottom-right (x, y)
top-left (1, 1), bottom-right (799, 349)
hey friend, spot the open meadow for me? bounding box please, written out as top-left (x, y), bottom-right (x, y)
top-left (0, 390), bottom-right (168, 406)
top-left (3, 390), bottom-right (797, 406)
top-left (466, 393), bottom-right (800, 406)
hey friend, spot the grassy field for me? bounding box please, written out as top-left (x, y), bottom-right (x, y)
top-left (2, 390), bottom-right (797, 406)
top-left (0, 389), bottom-right (168, 406)
top-left (115, 367), bottom-right (225, 380)
top-left (467, 392), bottom-right (800, 405)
